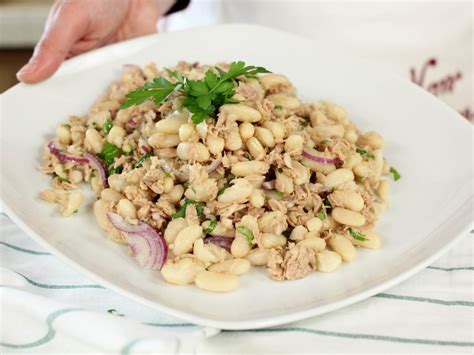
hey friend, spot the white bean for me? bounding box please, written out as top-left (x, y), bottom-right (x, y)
top-left (284, 135), bottom-right (304, 154)
top-left (195, 270), bottom-right (239, 292)
top-left (290, 225), bottom-right (308, 241)
top-left (267, 94), bottom-right (301, 110)
top-left (351, 229), bottom-right (381, 249)
top-left (305, 217), bottom-right (323, 232)
top-left (117, 199), bottom-right (137, 219)
top-left (258, 211), bottom-right (287, 235)
top-left (149, 133), bottom-right (181, 149)
top-left (324, 168), bottom-right (354, 188)
top-left (207, 135), bottom-right (225, 156)
top-left (68, 170), bottom-right (83, 184)
top-left (107, 126), bottom-right (126, 148)
top-left (239, 122), bottom-right (255, 139)
top-left (62, 191), bottom-right (83, 217)
top-left (378, 179), bottom-right (390, 203)
top-left (164, 218), bottom-right (188, 244)
top-left (156, 115), bottom-right (188, 134)
top-left (297, 237), bottom-right (326, 251)
top-left (246, 137), bottom-right (265, 160)
top-left (259, 74), bottom-right (290, 90)
top-left (173, 225), bottom-right (203, 255)
top-left (218, 178), bottom-right (253, 204)
top-left (85, 128), bottom-right (103, 153)
top-left (316, 250), bottom-right (342, 272)
top-left (231, 161), bottom-right (269, 176)
top-left (262, 121), bottom-right (287, 142)
top-left (160, 258), bottom-right (204, 285)
top-left (100, 188), bottom-right (125, 202)
top-left (249, 188), bottom-right (265, 208)
top-left (225, 127), bottom-right (243, 151)
top-left (202, 220), bottom-right (234, 237)
top-left (358, 131), bottom-right (384, 149)
top-left (314, 124), bottom-right (345, 138)
top-left (231, 234), bottom-right (251, 258)
top-left (178, 123), bottom-right (198, 142)
top-left (275, 171), bottom-right (293, 194)
top-left (261, 233), bottom-right (287, 249)
top-left (246, 248), bottom-right (270, 266)
top-left (344, 129), bottom-right (358, 144)
top-left (328, 235), bottom-right (356, 261)
top-left (332, 207), bottom-right (366, 227)
top-left (176, 142), bottom-right (210, 162)
top-left (87, 110), bottom-right (109, 128)
top-left (330, 190), bottom-right (364, 212)
top-left (56, 124), bottom-right (71, 144)
top-left (208, 259), bottom-right (251, 275)
top-left (255, 127), bottom-right (275, 148)
top-left (220, 104), bottom-right (262, 122)
top-left (292, 161), bottom-right (311, 185)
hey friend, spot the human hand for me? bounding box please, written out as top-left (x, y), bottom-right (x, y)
top-left (17, 0), bottom-right (175, 83)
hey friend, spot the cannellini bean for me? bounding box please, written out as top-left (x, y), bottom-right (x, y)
top-left (164, 218), bottom-right (188, 244)
top-left (100, 188), bottom-right (125, 202)
top-left (231, 161), bottom-right (269, 176)
top-left (353, 162), bottom-right (373, 178)
top-left (87, 110), bottom-right (109, 128)
top-left (330, 190), bottom-right (364, 212)
top-left (202, 220), bottom-right (234, 237)
top-left (324, 168), bottom-right (354, 188)
top-left (297, 237), bottom-right (326, 251)
top-left (267, 94), bottom-right (301, 110)
top-left (107, 126), bottom-right (126, 147)
top-left (372, 201), bottom-right (387, 216)
top-left (178, 123), bottom-right (198, 142)
top-left (246, 248), bottom-right (270, 266)
top-left (176, 142), bottom-right (210, 162)
top-left (322, 101), bottom-right (347, 121)
top-left (344, 129), bottom-right (358, 144)
top-left (208, 259), bottom-right (251, 275)
top-left (332, 207), bottom-right (366, 227)
top-left (160, 258), bottom-right (204, 285)
top-left (156, 115), bottom-right (188, 134)
top-left (71, 130), bottom-right (84, 144)
top-left (168, 184), bottom-right (185, 204)
top-left (261, 233), bottom-right (287, 249)
top-left (284, 135), bottom-right (304, 154)
top-left (344, 153), bottom-right (363, 169)
top-left (258, 211), bottom-right (287, 235)
top-left (316, 250), bottom-right (342, 272)
top-left (292, 161), bottom-right (311, 185)
top-left (195, 270), bottom-right (239, 292)
top-left (225, 127), bottom-right (243, 151)
top-left (90, 176), bottom-right (103, 195)
top-left (231, 234), bottom-right (251, 258)
top-left (314, 124), bottom-right (345, 138)
top-left (305, 217), bottom-right (323, 232)
top-left (163, 177), bottom-right (174, 193)
top-left (262, 121), bottom-right (287, 142)
top-left (107, 174), bottom-right (126, 192)
top-left (275, 171), bottom-right (293, 194)
top-left (322, 215), bottom-right (337, 231)
top-left (56, 124), bottom-right (71, 144)
top-left (196, 122), bottom-right (208, 140)
top-left (173, 225), bottom-right (203, 255)
top-left (54, 164), bottom-right (67, 179)
top-left (149, 133), bottom-right (181, 149)
top-left (255, 127), bottom-right (275, 148)
top-left (220, 104), bottom-right (262, 122)
top-left (93, 199), bottom-right (124, 243)
top-left (351, 229), bottom-right (381, 249)
top-left (207, 135), bottom-right (225, 156)
top-left (193, 238), bottom-right (222, 264)
top-left (377, 179), bottom-right (390, 203)
top-left (218, 178), bottom-right (253, 204)
top-left (290, 225), bottom-right (308, 241)
top-left (246, 137), bottom-right (265, 160)
top-left (249, 188), bottom-right (265, 208)
top-left (328, 235), bottom-right (356, 261)
top-left (373, 150), bottom-right (384, 178)
top-left (68, 170), bottom-right (83, 184)
top-left (85, 128), bottom-right (103, 153)
top-left (259, 74), bottom-right (290, 90)
top-left (239, 122), bottom-right (255, 139)
top-left (358, 131), bottom-right (384, 149)
top-left (62, 191), bottom-right (83, 217)
top-left (117, 199), bottom-right (137, 219)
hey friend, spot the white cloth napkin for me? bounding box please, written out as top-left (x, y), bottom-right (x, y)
top-left (1, 212), bottom-right (473, 354)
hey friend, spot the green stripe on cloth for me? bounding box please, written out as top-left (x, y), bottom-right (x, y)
top-left (0, 241), bottom-right (51, 255)
top-left (0, 308), bottom-right (81, 348)
top-left (427, 266), bottom-right (474, 271)
top-left (375, 293), bottom-right (474, 307)
top-left (143, 322), bottom-right (195, 328)
top-left (231, 327), bottom-right (474, 347)
top-left (11, 272), bottom-right (103, 289)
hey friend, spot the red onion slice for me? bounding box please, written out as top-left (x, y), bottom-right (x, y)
top-left (127, 118), bottom-right (138, 127)
top-left (261, 180), bottom-right (276, 190)
top-left (204, 236), bottom-right (233, 252)
top-left (48, 141), bottom-right (89, 164)
top-left (302, 148), bottom-right (342, 165)
top-left (84, 152), bottom-right (108, 187)
top-left (107, 212), bottom-right (168, 270)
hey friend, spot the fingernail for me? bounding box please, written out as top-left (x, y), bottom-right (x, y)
top-left (17, 56), bottom-right (39, 78)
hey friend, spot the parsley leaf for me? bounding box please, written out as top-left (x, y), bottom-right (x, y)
top-left (135, 152), bottom-right (152, 168)
top-left (317, 210), bottom-right (326, 221)
top-left (349, 228), bottom-right (369, 241)
top-left (275, 191), bottom-right (285, 200)
top-left (236, 226), bottom-right (254, 246)
top-left (356, 148), bottom-right (375, 160)
top-left (389, 167), bottom-right (401, 181)
top-left (172, 199), bottom-right (204, 219)
top-left (121, 61), bottom-right (270, 124)
top-left (108, 165), bottom-right (123, 175)
top-left (97, 142), bottom-right (121, 166)
top-left (204, 220), bottom-right (218, 235)
top-left (103, 118), bottom-right (113, 134)
top-left (53, 174), bottom-right (69, 183)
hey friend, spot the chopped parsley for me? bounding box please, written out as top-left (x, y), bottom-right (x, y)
top-left (389, 167), bottom-right (401, 181)
top-left (54, 174), bottom-right (69, 183)
top-left (349, 228), bottom-right (369, 241)
top-left (97, 142), bottom-right (121, 166)
top-left (274, 105), bottom-right (283, 110)
top-left (317, 210), bottom-right (326, 221)
top-left (108, 165), bottom-right (123, 175)
top-left (282, 230), bottom-right (291, 238)
top-left (135, 151), bottom-right (152, 168)
top-left (103, 118), bottom-right (113, 134)
top-left (121, 61), bottom-right (270, 124)
top-left (204, 220), bottom-right (218, 235)
top-left (90, 171), bottom-right (96, 178)
top-left (172, 199), bottom-right (204, 219)
top-left (163, 171), bottom-right (171, 177)
top-left (274, 191), bottom-right (285, 200)
top-left (356, 148), bottom-right (375, 160)
top-left (236, 226), bottom-right (254, 246)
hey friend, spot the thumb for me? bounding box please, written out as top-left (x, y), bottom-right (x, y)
top-left (17, 4), bottom-right (87, 83)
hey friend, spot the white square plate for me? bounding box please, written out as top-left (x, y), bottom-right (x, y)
top-left (1, 24), bottom-right (472, 330)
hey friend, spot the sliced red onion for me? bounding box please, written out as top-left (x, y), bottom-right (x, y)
top-left (261, 180), bottom-right (276, 190)
top-left (128, 118), bottom-right (138, 127)
top-left (141, 145), bottom-right (152, 153)
top-left (204, 236), bottom-right (233, 252)
top-left (107, 212), bottom-right (168, 270)
top-left (302, 148), bottom-right (342, 165)
top-left (48, 141), bottom-right (89, 164)
top-left (206, 158), bottom-right (222, 174)
top-left (84, 152), bottom-right (108, 187)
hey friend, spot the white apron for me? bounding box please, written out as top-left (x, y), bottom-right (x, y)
top-left (163, 0), bottom-right (473, 121)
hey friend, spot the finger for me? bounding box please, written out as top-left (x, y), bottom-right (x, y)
top-left (17, 1), bottom-right (88, 83)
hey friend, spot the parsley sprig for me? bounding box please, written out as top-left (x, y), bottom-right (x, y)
top-left (121, 61), bottom-right (270, 124)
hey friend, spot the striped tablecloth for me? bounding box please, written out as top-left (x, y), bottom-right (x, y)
top-left (1, 212), bottom-right (473, 354)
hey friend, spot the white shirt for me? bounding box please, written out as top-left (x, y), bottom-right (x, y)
top-left (163, 0), bottom-right (473, 121)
